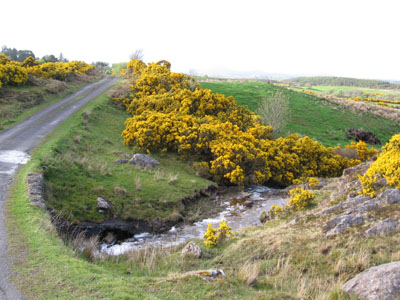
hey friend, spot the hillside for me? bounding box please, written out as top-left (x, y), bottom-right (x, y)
top-left (200, 81), bottom-right (400, 147)
top-left (283, 76), bottom-right (400, 89)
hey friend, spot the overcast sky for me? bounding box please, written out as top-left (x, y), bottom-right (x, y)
top-left (2, 0), bottom-right (399, 80)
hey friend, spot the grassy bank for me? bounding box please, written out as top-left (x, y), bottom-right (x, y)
top-left (201, 81), bottom-right (400, 147)
top-left (0, 75), bottom-right (101, 132)
top-left (40, 86), bottom-right (213, 224)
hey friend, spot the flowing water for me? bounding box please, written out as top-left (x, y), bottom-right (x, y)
top-left (100, 186), bottom-right (288, 256)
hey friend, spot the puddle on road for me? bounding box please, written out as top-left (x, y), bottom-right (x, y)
top-left (0, 150), bottom-right (30, 175)
top-left (100, 186), bottom-right (288, 256)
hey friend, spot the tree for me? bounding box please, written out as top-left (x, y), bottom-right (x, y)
top-left (129, 49), bottom-right (144, 60)
top-left (256, 90), bottom-right (290, 138)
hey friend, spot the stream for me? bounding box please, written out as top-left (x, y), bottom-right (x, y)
top-left (100, 186), bottom-right (289, 256)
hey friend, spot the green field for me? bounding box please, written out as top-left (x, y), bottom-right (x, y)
top-left (201, 81), bottom-right (400, 147)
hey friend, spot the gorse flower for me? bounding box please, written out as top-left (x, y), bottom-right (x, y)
top-left (117, 58), bottom-right (361, 187)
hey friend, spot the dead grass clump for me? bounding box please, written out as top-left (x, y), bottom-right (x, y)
top-left (68, 232), bottom-right (99, 262)
top-left (134, 177), bottom-right (142, 191)
top-left (73, 135), bottom-right (81, 144)
top-left (113, 186), bottom-right (127, 196)
top-left (333, 147), bottom-right (359, 160)
top-left (154, 168), bottom-right (164, 182)
top-left (168, 173), bottom-right (178, 185)
top-left (237, 261), bottom-right (260, 286)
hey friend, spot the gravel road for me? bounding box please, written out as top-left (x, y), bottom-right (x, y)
top-left (0, 76), bottom-right (118, 300)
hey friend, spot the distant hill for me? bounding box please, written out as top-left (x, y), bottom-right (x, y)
top-left (283, 76), bottom-right (400, 89)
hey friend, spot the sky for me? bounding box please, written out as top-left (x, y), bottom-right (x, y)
top-left (2, 0), bottom-right (400, 80)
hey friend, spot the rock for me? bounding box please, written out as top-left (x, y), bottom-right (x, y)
top-left (342, 161), bottom-right (372, 177)
top-left (345, 199), bottom-right (381, 215)
top-left (113, 158), bottom-right (128, 164)
top-left (342, 261), bottom-right (400, 300)
top-left (27, 173), bottom-right (46, 209)
top-left (97, 197), bottom-right (112, 211)
top-left (103, 231), bottom-right (117, 244)
top-left (377, 189), bottom-right (400, 204)
top-left (346, 128), bottom-right (381, 145)
top-left (181, 269), bottom-right (225, 281)
top-left (129, 153), bottom-right (160, 169)
top-left (323, 215), bottom-right (365, 237)
top-left (243, 200), bottom-right (254, 208)
top-left (365, 218), bottom-right (398, 237)
top-left (181, 241), bottom-right (202, 258)
top-left (259, 211), bottom-right (268, 223)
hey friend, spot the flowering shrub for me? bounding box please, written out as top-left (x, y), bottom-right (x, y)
top-left (359, 133), bottom-right (400, 197)
top-left (203, 221), bottom-right (234, 247)
top-left (268, 203), bottom-right (283, 218)
top-left (345, 140), bottom-right (379, 161)
top-left (288, 188), bottom-right (315, 211)
top-left (0, 54), bottom-right (94, 88)
top-left (117, 58), bottom-right (360, 187)
top-left (0, 62), bottom-right (28, 87)
top-left (308, 177), bottom-right (320, 189)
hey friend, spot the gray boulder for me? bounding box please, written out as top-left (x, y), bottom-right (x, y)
top-left (365, 218), bottom-right (398, 237)
top-left (129, 153), bottom-right (160, 169)
top-left (97, 197), bottom-right (112, 211)
top-left (377, 189), bottom-right (400, 204)
top-left (181, 241), bottom-right (202, 258)
top-left (323, 215), bottom-right (365, 237)
top-left (342, 261), bottom-right (400, 300)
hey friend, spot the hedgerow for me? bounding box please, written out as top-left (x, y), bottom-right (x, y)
top-left (116, 58), bottom-right (360, 187)
top-left (0, 54), bottom-right (94, 88)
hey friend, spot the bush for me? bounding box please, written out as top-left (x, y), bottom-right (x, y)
top-left (288, 188), bottom-right (315, 211)
top-left (203, 221), bottom-right (234, 247)
top-left (359, 133), bottom-right (400, 196)
top-left (116, 58), bottom-right (360, 187)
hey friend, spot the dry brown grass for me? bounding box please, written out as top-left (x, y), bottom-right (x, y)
top-left (113, 186), bottom-right (127, 196)
top-left (168, 173), bottom-right (178, 184)
top-left (237, 261), bottom-right (260, 286)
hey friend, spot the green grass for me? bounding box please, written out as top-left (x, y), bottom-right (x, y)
top-left (200, 81), bottom-right (400, 147)
top-left (0, 79), bottom-right (98, 132)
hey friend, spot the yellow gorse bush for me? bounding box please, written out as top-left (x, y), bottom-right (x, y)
top-left (203, 221), bottom-right (234, 247)
top-left (117, 58), bottom-right (360, 187)
top-left (268, 203), bottom-right (283, 218)
top-left (0, 54), bottom-right (94, 88)
top-left (288, 188), bottom-right (315, 211)
top-left (345, 140), bottom-right (379, 161)
top-left (359, 133), bottom-right (400, 197)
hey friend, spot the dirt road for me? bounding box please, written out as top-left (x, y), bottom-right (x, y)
top-left (0, 76), bottom-right (118, 300)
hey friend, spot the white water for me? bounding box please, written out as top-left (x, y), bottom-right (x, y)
top-left (0, 150), bottom-right (30, 175)
top-left (100, 186), bottom-right (288, 256)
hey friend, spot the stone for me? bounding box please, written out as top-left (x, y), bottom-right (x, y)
top-left (103, 231), bottom-right (117, 244)
top-left (365, 218), bottom-right (398, 237)
top-left (27, 173), bottom-right (46, 209)
top-left (259, 211), bottom-right (268, 224)
top-left (129, 153), bottom-right (160, 169)
top-left (243, 200), bottom-right (254, 208)
top-left (377, 189), bottom-right (400, 205)
top-left (323, 214), bottom-right (365, 237)
top-left (113, 158), bottom-right (128, 164)
top-left (181, 269), bottom-right (225, 281)
top-left (342, 261), bottom-right (400, 300)
top-left (97, 197), bottom-right (112, 211)
top-left (181, 241), bottom-right (202, 258)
